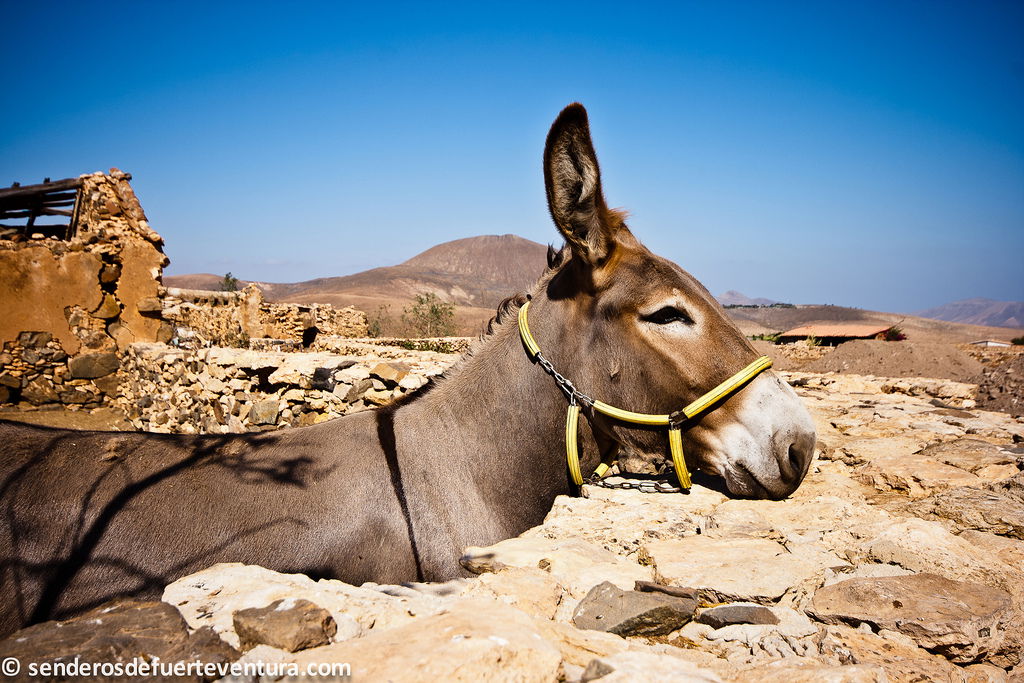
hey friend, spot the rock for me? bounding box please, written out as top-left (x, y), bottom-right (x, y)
top-left (735, 659), bottom-right (887, 682)
top-left (0, 385), bottom-right (9, 403)
top-left (909, 483), bottom-right (1024, 539)
top-left (92, 373), bottom-right (121, 395)
top-left (164, 563), bottom-right (442, 648)
top-left (370, 362), bottom-right (408, 385)
top-left (461, 536), bottom-right (653, 597)
top-left (641, 536), bottom-right (831, 603)
top-left (92, 293), bottom-right (121, 319)
top-left (69, 352), bottom-right (119, 379)
top-left (572, 581), bottom-right (696, 636)
top-left (346, 378), bottom-right (373, 402)
top-left (289, 600), bottom-right (562, 682)
top-left (17, 331), bottom-right (52, 347)
top-left (0, 599), bottom-right (238, 682)
top-left (809, 573), bottom-right (1013, 663)
top-left (462, 567), bottom-right (565, 619)
top-left (233, 598), bottom-right (337, 652)
top-left (581, 651), bottom-right (723, 682)
top-left (399, 374), bottom-right (427, 390)
top-left (634, 581), bottom-right (700, 600)
top-left (919, 438), bottom-right (1019, 477)
top-left (21, 376), bottom-right (58, 404)
top-left (703, 605), bottom-right (818, 654)
top-left (814, 625), bottom-right (982, 681)
top-left (99, 261), bottom-right (121, 283)
top-left (960, 529), bottom-right (1024, 569)
top-left (136, 296), bottom-right (162, 313)
top-left (696, 603), bottom-right (779, 629)
top-left (363, 388), bottom-right (394, 405)
top-left (250, 399), bottom-right (280, 425)
top-left (850, 518), bottom-right (1024, 596)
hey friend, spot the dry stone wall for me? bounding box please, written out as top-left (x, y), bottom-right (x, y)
top-left (162, 284), bottom-right (368, 348)
top-left (115, 342), bottom-right (453, 433)
top-left (0, 170), bottom-right (169, 408)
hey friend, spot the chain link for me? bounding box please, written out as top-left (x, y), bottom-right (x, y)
top-left (534, 352), bottom-right (595, 407)
top-left (585, 472), bottom-right (683, 494)
top-left (533, 351), bottom-right (679, 494)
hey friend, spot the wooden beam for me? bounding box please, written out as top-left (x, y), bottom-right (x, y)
top-left (0, 207), bottom-right (74, 218)
top-left (0, 177), bottom-right (81, 201)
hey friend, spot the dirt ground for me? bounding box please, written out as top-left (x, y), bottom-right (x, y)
top-left (799, 340), bottom-right (983, 381)
top-left (0, 406), bottom-right (131, 431)
top-left (969, 348), bottom-right (1024, 417)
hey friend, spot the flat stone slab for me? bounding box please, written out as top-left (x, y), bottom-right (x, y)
top-left (572, 581), bottom-right (697, 636)
top-left (696, 603), bottom-right (780, 629)
top-left (809, 572), bottom-right (1013, 663)
top-left (641, 536), bottom-right (831, 603)
top-left (461, 537), bottom-right (652, 596)
top-left (909, 482), bottom-right (1024, 538)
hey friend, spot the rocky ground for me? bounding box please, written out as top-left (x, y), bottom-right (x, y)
top-left (2, 371), bottom-right (1023, 681)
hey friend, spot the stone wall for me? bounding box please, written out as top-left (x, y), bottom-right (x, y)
top-left (162, 284), bottom-right (368, 348)
top-left (0, 170), bottom-right (169, 408)
top-left (115, 342), bottom-right (454, 433)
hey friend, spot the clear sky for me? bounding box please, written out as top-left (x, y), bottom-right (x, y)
top-left (2, 1), bottom-right (1022, 312)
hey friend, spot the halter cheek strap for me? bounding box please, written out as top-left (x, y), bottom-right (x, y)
top-left (518, 299), bottom-right (773, 490)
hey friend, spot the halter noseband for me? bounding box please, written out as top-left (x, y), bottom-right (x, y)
top-left (517, 299), bottom-right (773, 490)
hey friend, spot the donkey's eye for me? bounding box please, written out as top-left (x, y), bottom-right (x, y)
top-left (642, 306), bottom-right (693, 325)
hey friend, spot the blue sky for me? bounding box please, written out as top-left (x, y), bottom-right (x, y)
top-left (2, 1), bottom-right (1021, 312)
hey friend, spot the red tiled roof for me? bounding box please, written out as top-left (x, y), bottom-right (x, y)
top-left (779, 324), bottom-right (892, 338)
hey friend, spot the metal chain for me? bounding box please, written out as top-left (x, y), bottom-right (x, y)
top-left (533, 350), bottom-right (680, 494)
top-left (585, 471), bottom-right (683, 494)
top-left (534, 352), bottom-right (595, 407)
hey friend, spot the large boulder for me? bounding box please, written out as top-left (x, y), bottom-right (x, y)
top-left (0, 599), bottom-right (238, 682)
top-left (809, 573), bottom-right (1013, 663)
top-left (69, 352), bottom-right (119, 379)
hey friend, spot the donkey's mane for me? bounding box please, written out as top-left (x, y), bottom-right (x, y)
top-left (383, 244), bottom-right (574, 411)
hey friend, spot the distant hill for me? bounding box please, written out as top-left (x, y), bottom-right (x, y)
top-left (716, 290), bottom-right (777, 307)
top-left (165, 234), bottom-right (548, 334)
top-left (727, 304), bottom-right (1020, 344)
top-left (165, 237), bottom-right (1022, 342)
top-left (915, 298), bottom-right (1024, 329)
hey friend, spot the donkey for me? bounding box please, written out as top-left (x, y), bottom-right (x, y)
top-left (0, 104), bottom-right (815, 637)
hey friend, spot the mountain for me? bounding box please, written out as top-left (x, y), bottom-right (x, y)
top-left (716, 290), bottom-right (777, 307)
top-left (915, 298), bottom-right (1024, 329)
top-left (165, 234), bottom-right (548, 334)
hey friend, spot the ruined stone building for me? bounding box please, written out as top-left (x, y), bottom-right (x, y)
top-left (0, 170), bottom-right (169, 407)
top-left (1, 170), bottom-right (367, 410)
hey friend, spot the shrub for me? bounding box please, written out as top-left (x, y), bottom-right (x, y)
top-left (402, 293), bottom-right (456, 337)
top-left (219, 272), bottom-right (239, 292)
top-left (1012, 336), bottom-right (1024, 346)
top-left (883, 326), bottom-right (907, 341)
top-left (366, 304), bottom-right (392, 338)
top-left (805, 335), bottom-right (820, 347)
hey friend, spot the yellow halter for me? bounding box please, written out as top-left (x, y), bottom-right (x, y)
top-left (517, 299), bottom-right (773, 490)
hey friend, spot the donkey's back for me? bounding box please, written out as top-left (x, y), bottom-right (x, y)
top-left (0, 416), bottom-right (416, 637)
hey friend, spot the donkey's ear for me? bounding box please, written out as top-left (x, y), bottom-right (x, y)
top-left (544, 103), bottom-right (618, 265)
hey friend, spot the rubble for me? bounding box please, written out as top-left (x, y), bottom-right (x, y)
top-left (114, 342), bottom-right (452, 432)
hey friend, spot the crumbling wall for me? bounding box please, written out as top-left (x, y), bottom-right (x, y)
top-left (162, 284), bottom-right (368, 347)
top-left (116, 343), bottom-right (451, 433)
top-left (0, 170), bottom-right (169, 408)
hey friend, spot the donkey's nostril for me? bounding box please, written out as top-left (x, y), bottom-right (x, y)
top-left (788, 443), bottom-right (801, 472)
